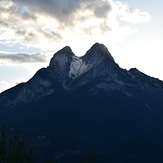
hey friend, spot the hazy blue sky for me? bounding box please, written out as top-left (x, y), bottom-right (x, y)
top-left (0, 0), bottom-right (163, 92)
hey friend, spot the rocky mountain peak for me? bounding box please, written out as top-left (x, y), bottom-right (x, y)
top-left (48, 46), bottom-right (75, 81)
top-left (49, 46), bottom-right (74, 67)
top-left (129, 68), bottom-right (140, 73)
top-left (47, 43), bottom-right (115, 82)
top-left (1, 44), bottom-right (163, 163)
top-left (82, 43), bottom-right (114, 63)
top-left (1, 43), bottom-right (163, 109)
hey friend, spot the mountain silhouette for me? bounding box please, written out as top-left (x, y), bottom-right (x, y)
top-left (0, 43), bottom-right (163, 162)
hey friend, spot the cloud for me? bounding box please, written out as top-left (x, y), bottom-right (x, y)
top-left (12, 0), bottom-right (151, 24)
top-left (0, 0), bottom-right (151, 52)
top-left (0, 51), bottom-right (48, 63)
top-left (115, 1), bottom-right (151, 24)
top-left (94, 3), bottom-right (111, 18)
top-left (14, 0), bottom-right (94, 22)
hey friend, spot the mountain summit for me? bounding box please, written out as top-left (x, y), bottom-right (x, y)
top-left (83, 42), bottom-right (114, 62)
top-left (0, 43), bottom-right (118, 107)
top-left (0, 43), bottom-right (163, 162)
top-left (0, 42), bottom-right (163, 108)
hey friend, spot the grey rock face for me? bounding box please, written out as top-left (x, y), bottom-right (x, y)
top-left (1, 43), bottom-right (163, 163)
top-left (0, 43), bottom-right (163, 108)
top-left (49, 46), bottom-right (74, 82)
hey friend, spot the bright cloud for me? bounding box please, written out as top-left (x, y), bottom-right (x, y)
top-left (0, 0), bottom-right (151, 56)
top-left (115, 1), bottom-right (151, 24)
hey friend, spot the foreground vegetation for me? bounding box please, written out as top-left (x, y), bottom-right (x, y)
top-left (0, 124), bottom-right (95, 163)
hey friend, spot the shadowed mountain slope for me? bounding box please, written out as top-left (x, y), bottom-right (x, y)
top-left (0, 43), bottom-right (163, 162)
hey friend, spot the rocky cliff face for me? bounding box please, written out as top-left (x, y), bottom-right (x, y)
top-left (1, 43), bottom-right (163, 162)
top-left (0, 43), bottom-right (163, 109)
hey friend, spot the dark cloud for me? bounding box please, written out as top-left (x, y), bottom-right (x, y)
top-left (94, 2), bottom-right (112, 18)
top-left (0, 21), bottom-right (9, 27)
top-left (15, 29), bottom-right (39, 43)
top-left (20, 12), bottom-right (37, 21)
top-left (41, 30), bottom-right (62, 40)
top-left (14, 0), bottom-right (81, 22)
top-left (16, 29), bottom-right (26, 36)
top-left (24, 32), bottom-right (38, 42)
top-left (0, 52), bottom-right (48, 63)
top-left (14, 0), bottom-right (112, 23)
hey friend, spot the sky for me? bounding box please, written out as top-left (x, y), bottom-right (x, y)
top-left (0, 0), bottom-right (163, 93)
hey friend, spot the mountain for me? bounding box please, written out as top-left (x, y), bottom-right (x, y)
top-left (0, 43), bottom-right (163, 162)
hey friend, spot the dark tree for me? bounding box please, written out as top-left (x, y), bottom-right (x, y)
top-left (0, 124), bottom-right (35, 163)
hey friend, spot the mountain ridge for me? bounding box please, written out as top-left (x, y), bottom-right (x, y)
top-left (1, 43), bottom-right (163, 162)
top-left (0, 42), bottom-right (163, 108)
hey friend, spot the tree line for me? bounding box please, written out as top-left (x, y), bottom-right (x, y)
top-left (0, 124), bottom-right (95, 163)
